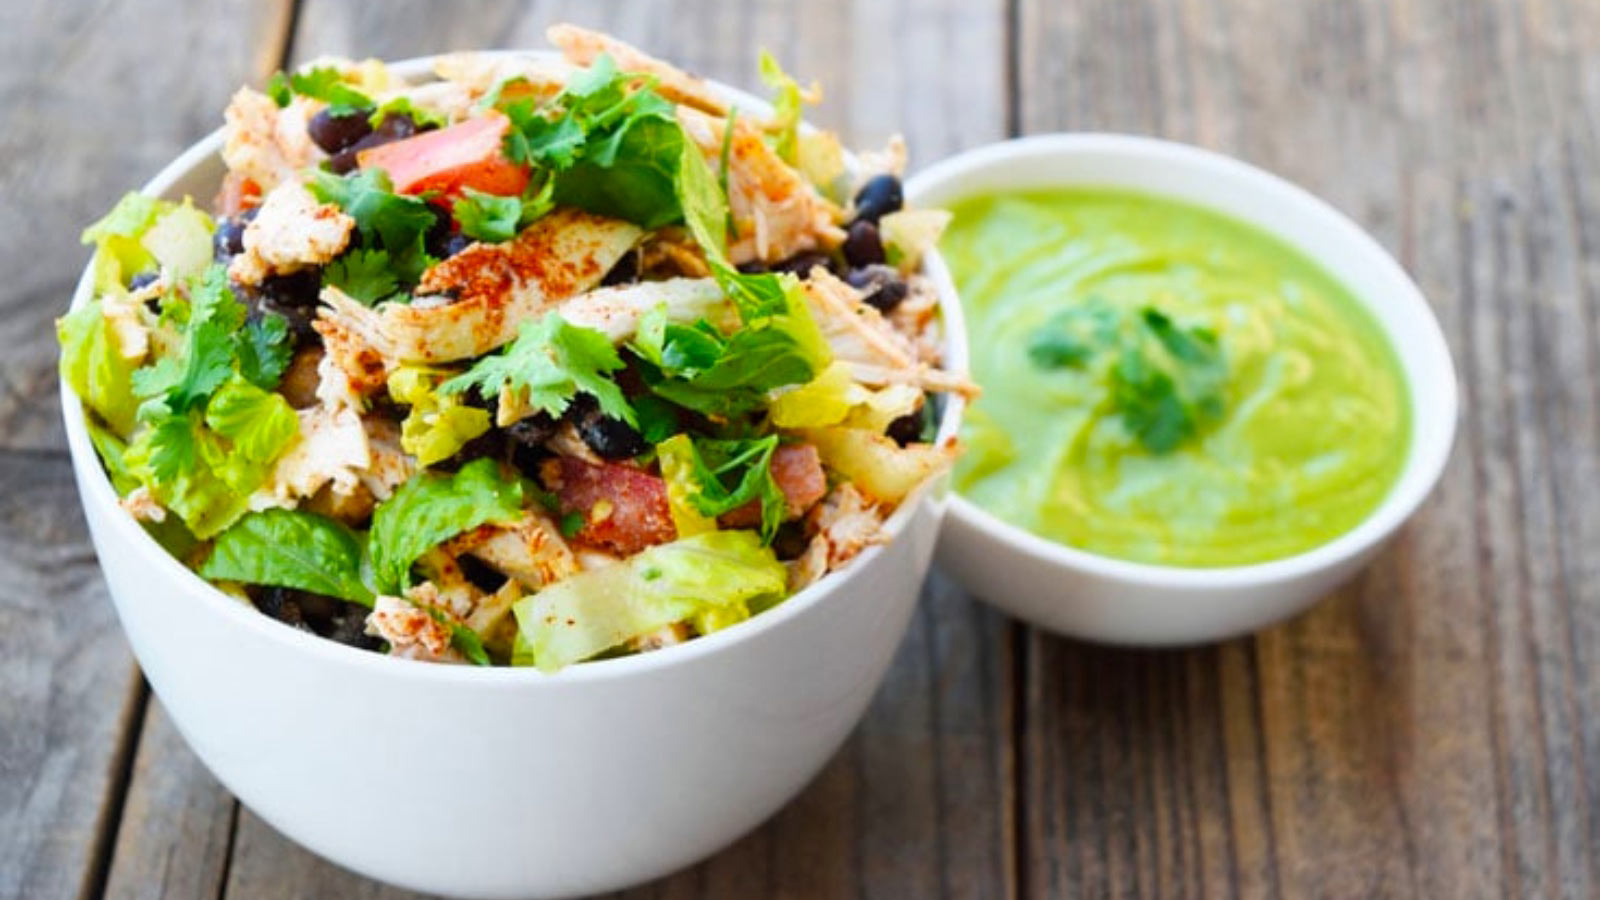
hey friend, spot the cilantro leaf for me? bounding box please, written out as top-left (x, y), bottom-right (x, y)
top-left (287, 66), bottom-right (374, 116)
top-left (238, 313), bottom-right (292, 388)
top-left (1027, 302), bottom-right (1120, 369)
top-left (133, 268), bottom-right (248, 413)
top-left (323, 247), bottom-right (399, 305)
top-left (441, 313), bottom-right (635, 426)
top-left (368, 458), bottom-right (524, 594)
top-left (452, 188), bottom-right (522, 243)
top-left (306, 168), bottom-right (437, 285)
top-left (200, 509), bottom-right (374, 606)
top-left (656, 434), bottom-right (787, 541)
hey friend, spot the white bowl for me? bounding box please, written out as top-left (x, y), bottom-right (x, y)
top-left (909, 134), bottom-right (1456, 645)
top-left (60, 54), bottom-right (966, 899)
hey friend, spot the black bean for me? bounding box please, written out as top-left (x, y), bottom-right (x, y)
top-left (600, 250), bottom-right (640, 286)
top-left (458, 554), bottom-right (510, 594)
top-left (424, 207), bottom-right (455, 258)
top-left (434, 429), bottom-right (507, 473)
top-left (769, 250), bottom-right (837, 278)
top-left (325, 611), bottom-right (383, 651)
top-left (771, 521), bottom-right (811, 561)
top-left (506, 410), bottom-right (558, 448)
top-left (842, 220), bottom-right (886, 268)
top-left (567, 394), bottom-right (646, 460)
top-left (258, 268), bottom-right (323, 308)
top-left (254, 586), bottom-right (306, 628)
top-left (324, 113), bottom-right (421, 174)
top-left (845, 264), bottom-right (909, 313)
top-left (308, 108), bottom-right (374, 154)
top-left (852, 173), bottom-right (903, 223)
top-left (127, 271), bottom-right (159, 292)
top-left (213, 218), bottom-right (247, 260)
top-left (886, 410), bottom-right (927, 447)
top-left (736, 260), bottom-right (770, 274)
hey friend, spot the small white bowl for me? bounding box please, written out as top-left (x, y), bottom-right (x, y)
top-left (60, 54), bottom-right (966, 899)
top-left (909, 134), bottom-right (1457, 645)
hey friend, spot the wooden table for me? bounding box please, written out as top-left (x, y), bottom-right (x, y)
top-left (4, 0), bottom-right (1598, 896)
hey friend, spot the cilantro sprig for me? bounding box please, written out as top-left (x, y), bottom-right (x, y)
top-left (1029, 300), bottom-right (1228, 454)
top-left (441, 313), bottom-right (636, 426)
top-left (307, 168), bottom-right (437, 289)
top-left (266, 66), bottom-right (374, 116)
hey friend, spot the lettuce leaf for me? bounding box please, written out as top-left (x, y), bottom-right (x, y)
top-left (653, 433), bottom-right (786, 540)
top-left (388, 366), bottom-right (491, 467)
top-left (141, 199), bottom-right (216, 282)
top-left (81, 192), bottom-right (166, 293)
top-left (58, 299), bottom-right (140, 436)
top-left (757, 50), bottom-right (807, 164)
top-left (368, 458), bottom-right (524, 594)
top-left (199, 509), bottom-right (374, 605)
top-left (511, 530), bottom-right (786, 672)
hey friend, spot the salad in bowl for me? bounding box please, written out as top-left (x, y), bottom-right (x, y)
top-left (59, 25), bottom-right (972, 672)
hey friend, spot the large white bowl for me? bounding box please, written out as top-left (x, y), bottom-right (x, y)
top-left (60, 55), bottom-right (966, 899)
top-left (910, 134), bottom-right (1456, 645)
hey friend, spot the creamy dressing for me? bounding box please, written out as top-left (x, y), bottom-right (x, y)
top-left (944, 188), bottom-right (1410, 567)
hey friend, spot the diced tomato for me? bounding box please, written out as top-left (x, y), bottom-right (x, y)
top-left (719, 444), bottom-right (828, 529)
top-left (545, 458), bottom-right (676, 556)
top-left (357, 112), bottom-right (529, 200)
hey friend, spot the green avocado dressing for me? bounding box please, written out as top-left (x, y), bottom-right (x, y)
top-left (945, 188), bottom-right (1411, 567)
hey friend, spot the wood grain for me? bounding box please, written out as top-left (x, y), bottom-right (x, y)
top-left (0, 2), bottom-right (293, 896)
top-left (1014, 0), bottom-right (1600, 897)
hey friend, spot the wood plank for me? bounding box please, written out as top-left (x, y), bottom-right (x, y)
top-left (0, 0), bottom-right (295, 455)
top-left (61, 1), bottom-right (1015, 897)
top-left (102, 702), bottom-right (235, 900)
top-left (0, 1), bottom-right (295, 897)
top-left (1014, 0), bottom-right (1600, 896)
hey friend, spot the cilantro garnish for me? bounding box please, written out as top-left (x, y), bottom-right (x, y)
top-left (286, 66), bottom-right (374, 115)
top-left (453, 188), bottom-right (523, 243)
top-left (441, 313), bottom-right (635, 426)
top-left (237, 313), bottom-right (293, 389)
top-left (307, 168), bottom-right (437, 285)
top-left (1028, 300), bottom-right (1227, 454)
top-left (558, 511), bottom-right (585, 539)
top-left (660, 434), bottom-right (788, 541)
top-left (324, 247), bottom-right (399, 305)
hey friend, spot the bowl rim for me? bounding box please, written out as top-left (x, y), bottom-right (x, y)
top-left (58, 50), bottom-right (969, 683)
top-left (907, 132), bottom-right (1458, 590)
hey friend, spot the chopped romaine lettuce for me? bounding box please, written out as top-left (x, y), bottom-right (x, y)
top-left (81, 192), bottom-right (167, 293)
top-left (141, 199), bottom-right (216, 282)
top-left (803, 426), bottom-right (951, 504)
top-left (654, 434), bottom-right (786, 540)
top-left (200, 508), bottom-right (374, 605)
top-left (388, 366), bottom-right (492, 467)
top-left (58, 299), bottom-right (141, 436)
top-left (512, 530), bottom-right (785, 672)
top-left (757, 50), bottom-right (812, 165)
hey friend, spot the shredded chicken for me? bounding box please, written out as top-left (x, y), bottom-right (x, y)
top-left (249, 403), bottom-right (370, 511)
top-left (358, 416), bottom-right (415, 501)
top-left (547, 422), bottom-right (604, 465)
top-left (557, 277), bottom-right (729, 342)
top-left (366, 594), bottom-right (461, 663)
top-left (790, 483), bottom-right (888, 591)
top-left (547, 23), bottom-right (728, 115)
top-left (678, 106), bottom-right (844, 264)
top-left (314, 288), bottom-right (393, 398)
top-left (373, 209), bottom-right (640, 363)
top-left (445, 512), bottom-right (579, 592)
top-left (803, 269), bottom-right (978, 398)
top-left (855, 134), bottom-right (908, 180)
top-left (120, 487), bottom-right (166, 523)
top-left (221, 88), bottom-right (323, 193)
top-left (229, 181), bottom-right (355, 286)
top-left (626, 622), bottom-right (694, 653)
